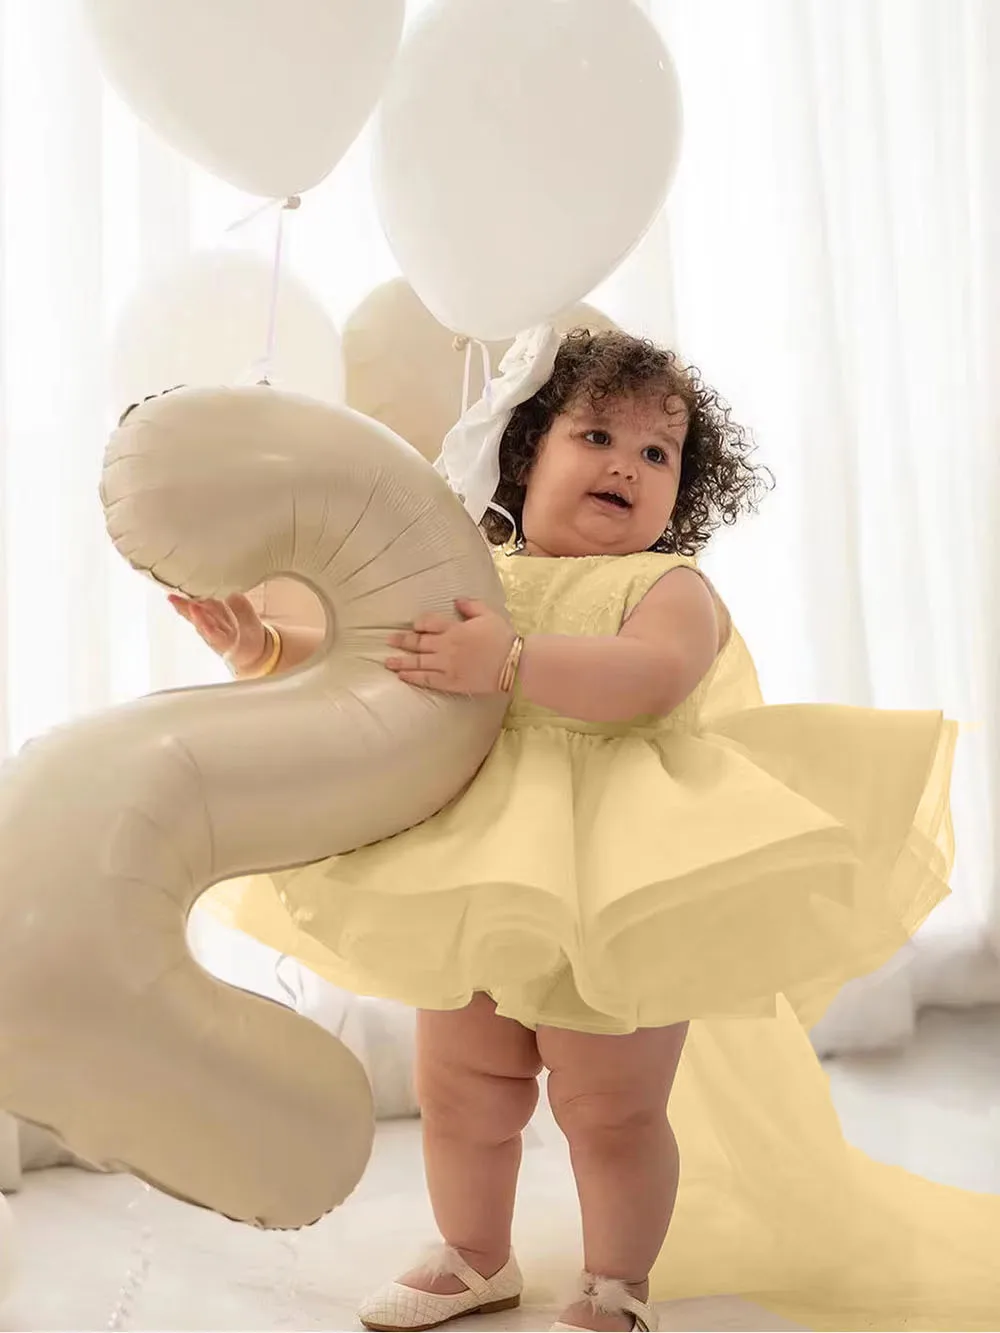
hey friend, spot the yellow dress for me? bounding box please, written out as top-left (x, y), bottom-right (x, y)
top-left (207, 550), bottom-right (1000, 1329)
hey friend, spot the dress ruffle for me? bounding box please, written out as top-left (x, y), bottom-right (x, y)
top-left (205, 702), bottom-right (956, 1035)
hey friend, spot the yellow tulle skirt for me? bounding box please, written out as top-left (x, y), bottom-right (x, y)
top-left (207, 701), bottom-right (956, 1035)
top-left (204, 702), bottom-right (1000, 1328)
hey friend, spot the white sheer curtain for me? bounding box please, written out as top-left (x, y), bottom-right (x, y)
top-left (0, 0), bottom-right (421, 744)
top-left (638, 0), bottom-right (1000, 1047)
top-left (0, 0), bottom-right (996, 1063)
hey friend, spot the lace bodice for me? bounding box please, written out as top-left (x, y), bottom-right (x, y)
top-left (492, 548), bottom-right (735, 737)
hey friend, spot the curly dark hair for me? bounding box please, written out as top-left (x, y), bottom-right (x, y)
top-left (482, 329), bottom-right (774, 556)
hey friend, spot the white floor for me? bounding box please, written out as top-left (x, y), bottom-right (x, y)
top-left (2, 1005), bottom-right (998, 1333)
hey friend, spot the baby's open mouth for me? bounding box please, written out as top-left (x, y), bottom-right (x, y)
top-left (589, 490), bottom-right (632, 510)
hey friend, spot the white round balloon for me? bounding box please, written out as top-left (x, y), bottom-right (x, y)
top-left (84, 0), bottom-right (405, 198)
top-left (111, 251), bottom-right (344, 410)
top-left (373, 0), bottom-right (682, 341)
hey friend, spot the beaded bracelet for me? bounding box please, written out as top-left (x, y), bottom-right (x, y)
top-left (498, 634), bottom-right (525, 694)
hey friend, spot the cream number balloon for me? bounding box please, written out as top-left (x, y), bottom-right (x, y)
top-left (111, 250), bottom-right (345, 410)
top-left (84, 0), bottom-right (405, 198)
top-left (373, 0), bottom-right (683, 340)
top-left (0, 388), bottom-right (508, 1228)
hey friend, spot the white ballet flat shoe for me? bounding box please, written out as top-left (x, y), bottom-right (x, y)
top-left (549, 1272), bottom-right (658, 1332)
top-left (358, 1244), bottom-right (523, 1331)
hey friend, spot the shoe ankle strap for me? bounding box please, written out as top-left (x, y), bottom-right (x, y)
top-left (416, 1244), bottom-right (510, 1301)
top-left (580, 1273), bottom-right (657, 1332)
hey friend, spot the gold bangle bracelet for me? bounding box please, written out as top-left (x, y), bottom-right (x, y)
top-left (232, 622), bottom-right (283, 680)
top-left (498, 634), bottom-right (525, 694)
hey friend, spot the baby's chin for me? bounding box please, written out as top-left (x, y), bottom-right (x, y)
top-left (525, 524), bottom-right (659, 559)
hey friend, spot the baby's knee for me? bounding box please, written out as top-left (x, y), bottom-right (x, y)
top-left (421, 1063), bottom-right (540, 1144)
top-left (417, 1031), bottom-right (541, 1145)
top-left (548, 1076), bottom-right (670, 1153)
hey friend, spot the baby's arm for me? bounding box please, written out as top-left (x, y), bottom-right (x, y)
top-left (517, 568), bottom-right (719, 723)
top-left (240, 579), bottom-right (326, 677)
top-left (235, 623), bottom-right (326, 678)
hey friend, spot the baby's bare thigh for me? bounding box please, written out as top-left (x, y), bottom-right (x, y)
top-left (417, 993), bottom-right (542, 1083)
top-left (538, 1021), bottom-right (690, 1115)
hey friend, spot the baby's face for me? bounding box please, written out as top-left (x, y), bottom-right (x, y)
top-left (520, 392), bottom-right (688, 558)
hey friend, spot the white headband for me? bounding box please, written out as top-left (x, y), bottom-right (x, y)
top-left (434, 324), bottom-right (562, 529)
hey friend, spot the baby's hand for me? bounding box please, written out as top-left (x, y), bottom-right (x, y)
top-left (386, 599), bottom-right (515, 695)
top-left (169, 593), bottom-right (269, 674)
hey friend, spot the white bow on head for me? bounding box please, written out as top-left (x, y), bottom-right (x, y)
top-left (434, 324), bottom-right (562, 529)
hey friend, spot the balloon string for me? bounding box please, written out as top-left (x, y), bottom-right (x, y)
top-left (480, 340), bottom-right (493, 410)
top-left (460, 340), bottom-right (474, 416)
top-left (259, 203), bottom-right (287, 383)
top-left (225, 194), bottom-right (300, 235)
top-left (275, 953), bottom-right (303, 1009)
top-left (458, 338), bottom-right (494, 416)
top-left (451, 336), bottom-right (511, 536)
top-left (277, 1231), bottom-right (302, 1329)
top-left (106, 1181), bottom-right (153, 1331)
top-left (227, 195), bottom-right (301, 385)
top-left (274, 954), bottom-right (351, 1042)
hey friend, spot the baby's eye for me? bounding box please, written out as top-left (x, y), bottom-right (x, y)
top-left (584, 430), bottom-right (611, 446)
top-left (644, 445), bottom-right (669, 465)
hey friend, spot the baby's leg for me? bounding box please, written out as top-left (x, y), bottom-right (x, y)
top-left (401, 992), bottom-right (542, 1295)
top-left (539, 1021), bottom-right (689, 1331)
